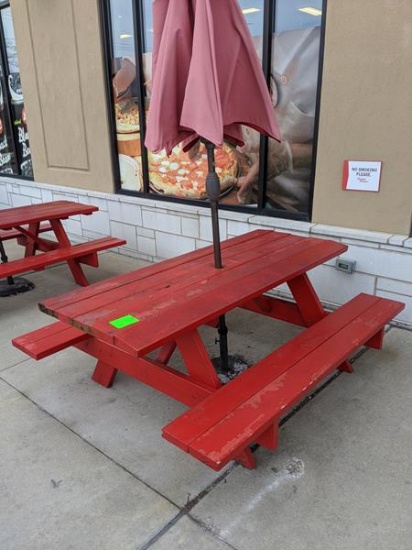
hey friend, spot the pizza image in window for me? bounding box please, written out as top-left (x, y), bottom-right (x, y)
top-left (115, 99), bottom-right (140, 133)
top-left (148, 142), bottom-right (239, 199)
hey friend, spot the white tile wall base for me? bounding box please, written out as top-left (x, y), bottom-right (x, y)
top-left (1, 177), bottom-right (411, 326)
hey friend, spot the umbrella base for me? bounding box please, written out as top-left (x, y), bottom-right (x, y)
top-left (0, 277), bottom-right (35, 297)
top-left (212, 354), bottom-right (250, 384)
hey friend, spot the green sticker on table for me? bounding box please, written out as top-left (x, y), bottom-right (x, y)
top-left (109, 315), bottom-right (139, 329)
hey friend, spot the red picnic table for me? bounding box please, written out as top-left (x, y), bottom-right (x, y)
top-left (13, 229), bottom-right (404, 470)
top-left (0, 200), bottom-right (125, 287)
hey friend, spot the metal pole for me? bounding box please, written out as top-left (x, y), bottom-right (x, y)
top-left (204, 140), bottom-right (222, 269)
top-left (203, 139), bottom-right (229, 370)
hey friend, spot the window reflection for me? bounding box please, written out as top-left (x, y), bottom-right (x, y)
top-left (238, 1), bottom-right (264, 40)
top-left (0, 59), bottom-right (18, 174)
top-left (107, 0), bottom-right (323, 214)
top-left (0, 6), bottom-right (32, 177)
top-left (109, 0), bottom-right (142, 192)
top-left (142, 0), bottom-right (153, 53)
top-left (237, 0), bottom-right (322, 213)
top-left (141, 0), bottom-right (266, 203)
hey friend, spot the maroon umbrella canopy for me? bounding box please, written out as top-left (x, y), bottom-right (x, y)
top-left (144, 0), bottom-right (281, 371)
top-left (145, 0), bottom-right (281, 154)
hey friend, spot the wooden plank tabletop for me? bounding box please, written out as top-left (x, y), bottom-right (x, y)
top-left (0, 201), bottom-right (98, 230)
top-left (40, 230), bottom-right (347, 357)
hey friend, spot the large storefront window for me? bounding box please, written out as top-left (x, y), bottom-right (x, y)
top-left (109, 0), bottom-right (142, 191)
top-left (265, 1), bottom-right (322, 213)
top-left (0, 4), bottom-right (32, 177)
top-left (104, 0), bottom-right (323, 219)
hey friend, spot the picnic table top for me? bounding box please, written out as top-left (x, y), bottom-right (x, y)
top-left (0, 201), bottom-right (98, 230)
top-left (40, 230), bottom-right (347, 358)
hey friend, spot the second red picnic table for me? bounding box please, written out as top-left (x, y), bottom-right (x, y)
top-left (0, 200), bottom-right (125, 287)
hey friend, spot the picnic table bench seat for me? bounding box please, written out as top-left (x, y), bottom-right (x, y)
top-left (12, 320), bottom-right (89, 360)
top-left (162, 293), bottom-right (404, 471)
top-left (0, 236), bottom-right (125, 280)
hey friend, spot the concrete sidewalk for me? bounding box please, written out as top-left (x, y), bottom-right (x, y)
top-left (1, 245), bottom-right (411, 550)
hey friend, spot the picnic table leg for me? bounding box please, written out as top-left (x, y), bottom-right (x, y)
top-left (365, 328), bottom-right (385, 349)
top-left (338, 360), bottom-right (354, 373)
top-left (287, 273), bottom-right (327, 326)
top-left (288, 274), bottom-right (355, 374)
top-left (50, 219), bottom-right (89, 286)
top-left (235, 448), bottom-right (256, 470)
top-left (155, 342), bottom-right (177, 364)
top-left (176, 330), bottom-right (221, 389)
top-left (91, 360), bottom-right (118, 387)
top-left (24, 222), bottom-right (41, 257)
top-left (256, 424), bottom-right (279, 450)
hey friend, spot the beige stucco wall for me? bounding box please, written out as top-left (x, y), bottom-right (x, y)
top-left (10, 0), bottom-right (114, 192)
top-left (313, 0), bottom-right (412, 235)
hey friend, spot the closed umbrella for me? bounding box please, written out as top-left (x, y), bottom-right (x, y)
top-left (145, 0), bottom-right (281, 370)
top-left (146, 0), bottom-right (280, 153)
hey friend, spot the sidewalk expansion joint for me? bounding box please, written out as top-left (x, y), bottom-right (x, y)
top-left (0, 377), bottom-right (178, 510)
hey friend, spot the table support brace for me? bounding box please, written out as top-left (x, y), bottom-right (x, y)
top-left (76, 337), bottom-right (215, 407)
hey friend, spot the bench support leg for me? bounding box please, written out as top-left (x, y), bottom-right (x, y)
top-left (366, 328), bottom-right (385, 350)
top-left (235, 448), bottom-right (256, 470)
top-left (92, 360), bottom-right (117, 387)
top-left (176, 331), bottom-right (221, 389)
top-left (24, 222), bottom-right (40, 256)
top-left (338, 360), bottom-right (354, 373)
top-left (65, 259), bottom-right (89, 287)
top-left (50, 219), bottom-right (89, 286)
top-left (76, 252), bottom-right (99, 268)
top-left (256, 424), bottom-right (279, 450)
top-left (287, 274), bottom-right (327, 326)
top-left (155, 342), bottom-right (177, 364)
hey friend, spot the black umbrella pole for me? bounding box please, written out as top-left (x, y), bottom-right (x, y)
top-left (218, 314), bottom-right (229, 368)
top-left (204, 141), bottom-right (222, 269)
top-left (203, 140), bottom-right (229, 370)
top-left (209, 200), bottom-right (222, 269)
